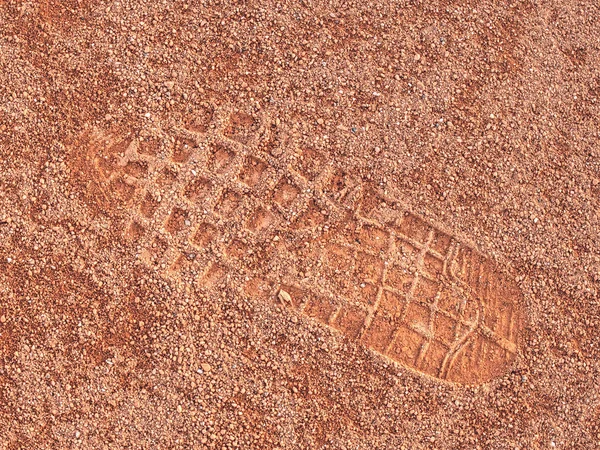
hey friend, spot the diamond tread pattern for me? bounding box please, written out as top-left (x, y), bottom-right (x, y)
top-left (74, 105), bottom-right (522, 384)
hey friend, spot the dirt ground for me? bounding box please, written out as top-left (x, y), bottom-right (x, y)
top-left (0, 0), bottom-right (599, 448)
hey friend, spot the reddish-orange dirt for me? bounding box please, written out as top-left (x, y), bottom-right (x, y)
top-left (1, 0), bottom-right (599, 448)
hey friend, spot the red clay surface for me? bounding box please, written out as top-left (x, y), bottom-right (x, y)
top-left (0, 0), bottom-right (599, 448)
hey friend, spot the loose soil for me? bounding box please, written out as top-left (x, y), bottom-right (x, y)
top-left (0, 0), bottom-right (599, 448)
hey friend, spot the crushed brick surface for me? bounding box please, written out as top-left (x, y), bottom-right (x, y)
top-left (0, 0), bottom-right (599, 448)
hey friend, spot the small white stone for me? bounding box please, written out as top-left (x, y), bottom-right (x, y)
top-left (278, 289), bottom-right (292, 304)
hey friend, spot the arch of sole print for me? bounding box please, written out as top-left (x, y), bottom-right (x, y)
top-left (71, 104), bottom-right (523, 385)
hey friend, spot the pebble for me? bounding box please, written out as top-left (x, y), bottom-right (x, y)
top-left (201, 363), bottom-right (212, 373)
top-left (278, 289), bottom-right (292, 304)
